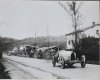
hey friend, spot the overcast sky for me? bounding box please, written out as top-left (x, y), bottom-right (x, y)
top-left (0, 0), bottom-right (99, 39)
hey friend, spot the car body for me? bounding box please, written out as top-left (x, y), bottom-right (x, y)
top-left (20, 45), bottom-right (37, 57)
top-left (7, 51), bottom-right (12, 56)
top-left (52, 50), bottom-right (86, 69)
top-left (11, 47), bottom-right (19, 56)
top-left (37, 46), bottom-right (59, 59)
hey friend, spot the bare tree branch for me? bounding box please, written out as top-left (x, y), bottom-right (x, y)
top-left (76, 1), bottom-right (84, 14)
top-left (67, 1), bottom-right (74, 11)
top-left (58, 2), bottom-right (73, 17)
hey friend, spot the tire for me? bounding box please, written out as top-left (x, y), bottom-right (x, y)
top-left (52, 57), bottom-right (56, 67)
top-left (60, 58), bottom-right (65, 69)
top-left (81, 55), bottom-right (86, 68)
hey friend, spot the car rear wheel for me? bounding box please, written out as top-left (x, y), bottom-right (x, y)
top-left (81, 55), bottom-right (86, 68)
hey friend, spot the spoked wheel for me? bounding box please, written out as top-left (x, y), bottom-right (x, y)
top-left (60, 58), bottom-right (65, 69)
top-left (52, 57), bottom-right (56, 67)
top-left (81, 55), bottom-right (86, 68)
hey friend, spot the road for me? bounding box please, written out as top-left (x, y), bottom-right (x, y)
top-left (3, 54), bottom-right (100, 80)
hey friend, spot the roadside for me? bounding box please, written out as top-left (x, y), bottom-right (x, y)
top-left (3, 57), bottom-right (64, 79)
top-left (2, 59), bottom-right (37, 79)
top-left (0, 59), bottom-right (10, 79)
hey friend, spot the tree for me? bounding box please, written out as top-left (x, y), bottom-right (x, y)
top-left (0, 37), bottom-right (5, 59)
top-left (59, 1), bottom-right (84, 46)
top-left (0, 37), bottom-right (12, 59)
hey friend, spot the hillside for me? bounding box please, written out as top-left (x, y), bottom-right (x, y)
top-left (0, 35), bottom-right (67, 48)
top-left (17, 35), bottom-right (67, 47)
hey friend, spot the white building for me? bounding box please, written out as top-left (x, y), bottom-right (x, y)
top-left (66, 23), bottom-right (100, 50)
top-left (66, 35), bottom-right (75, 50)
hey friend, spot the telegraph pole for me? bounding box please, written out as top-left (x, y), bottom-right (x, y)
top-left (99, 1), bottom-right (100, 20)
top-left (47, 26), bottom-right (49, 49)
top-left (34, 32), bottom-right (37, 48)
top-left (72, 1), bottom-right (78, 46)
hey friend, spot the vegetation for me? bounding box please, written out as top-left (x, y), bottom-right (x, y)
top-left (0, 37), bottom-right (17, 79)
top-left (74, 36), bottom-right (99, 64)
top-left (0, 37), bottom-right (16, 59)
top-left (0, 61), bottom-right (11, 79)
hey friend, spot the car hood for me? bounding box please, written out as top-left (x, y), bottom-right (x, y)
top-left (59, 50), bottom-right (73, 61)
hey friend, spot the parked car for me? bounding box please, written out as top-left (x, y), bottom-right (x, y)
top-left (11, 47), bottom-right (19, 56)
top-left (37, 50), bottom-right (43, 59)
top-left (52, 50), bottom-right (86, 69)
top-left (24, 45), bottom-right (37, 58)
top-left (7, 51), bottom-right (12, 56)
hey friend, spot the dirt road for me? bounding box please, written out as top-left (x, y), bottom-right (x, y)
top-left (3, 54), bottom-right (100, 80)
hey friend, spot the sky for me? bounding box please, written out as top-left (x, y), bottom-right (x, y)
top-left (0, 0), bottom-right (100, 39)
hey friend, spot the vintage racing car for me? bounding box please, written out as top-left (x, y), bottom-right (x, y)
top-left (52, 50), bottom-right (86, 69)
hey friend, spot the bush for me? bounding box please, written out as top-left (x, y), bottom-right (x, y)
top-left (74, 36), bottom-right (99, 64)
top-left (0, 61), bottom-right (10, 79)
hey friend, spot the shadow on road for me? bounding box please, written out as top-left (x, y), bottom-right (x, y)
top-left (56, 64), bottom-right (82, 69)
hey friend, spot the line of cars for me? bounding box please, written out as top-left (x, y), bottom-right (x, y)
top-left (7, 45), bottom-right (58, 58)
top-left (8, 45), bottom-right (36, 57)
top-left (8, 45), bottom-right (86, 69)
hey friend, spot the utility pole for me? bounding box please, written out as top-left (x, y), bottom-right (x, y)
top-left (47, 26), bottom-right (49, 49)
top-left (72, 1), bottom-right (78, 46)
top-left (34, 32), bottom-right (37, 48)
top-left (99, 1), bottom-right (100, 20)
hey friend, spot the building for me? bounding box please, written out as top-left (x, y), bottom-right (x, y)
top-left (65, 22), bottom-right (100, 50)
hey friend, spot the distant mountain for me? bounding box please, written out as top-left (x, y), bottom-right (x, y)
top-left (0, 35), bottom-right (67, 48)
top-left (21, 35), bottom-right (66, 42)
top-left (17, 35), bottom-right (67, 47)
